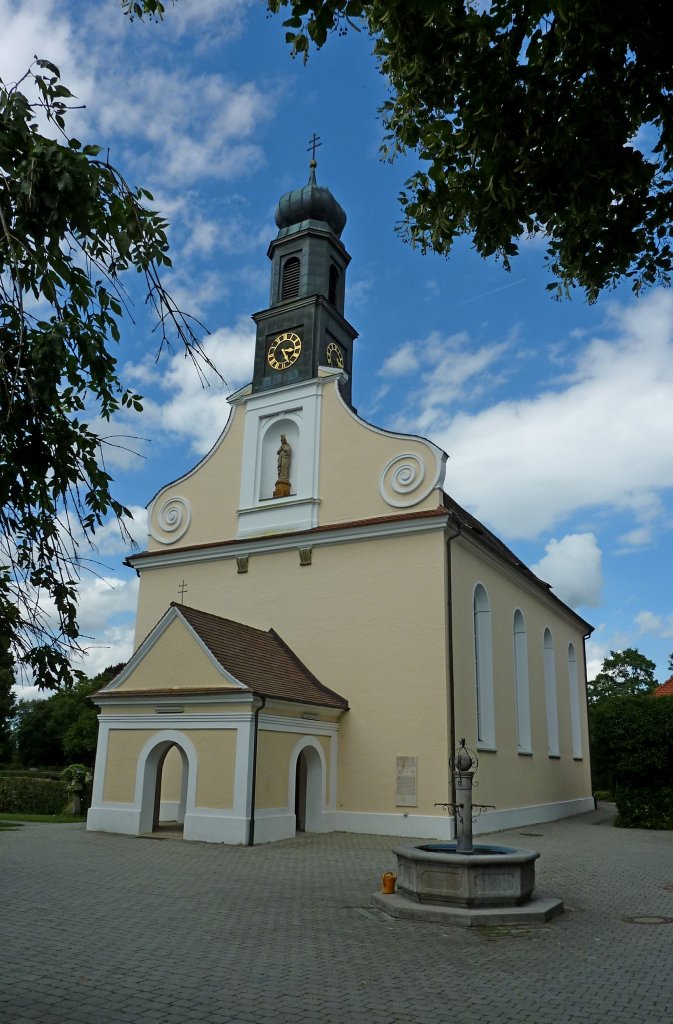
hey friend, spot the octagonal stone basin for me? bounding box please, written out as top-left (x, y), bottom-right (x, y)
top-left (393, 843), bottom-right (539, 909)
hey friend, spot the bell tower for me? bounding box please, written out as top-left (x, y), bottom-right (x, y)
top-left (251, 149), bottom-right (358, 405)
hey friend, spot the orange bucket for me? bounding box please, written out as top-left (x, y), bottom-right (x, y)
top-left (381, 871), bottom-right (397, 894)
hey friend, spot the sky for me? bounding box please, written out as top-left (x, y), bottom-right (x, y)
top-left (3, 0), bottom-right (673, 699)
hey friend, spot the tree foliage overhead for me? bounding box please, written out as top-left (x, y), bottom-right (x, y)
top-left (587, 647), bottom-right (658, 704)
top-left (0, 61), bottom-right (210, 689)
top-left (267, 0), bottom-right (673, 301)
top-left (0, 644), bottom-right (16, 763)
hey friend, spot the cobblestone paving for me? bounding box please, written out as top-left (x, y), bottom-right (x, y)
top-left (2, 806), bottom-right (673, 1023)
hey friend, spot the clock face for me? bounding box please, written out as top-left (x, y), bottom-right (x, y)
top-left (268, 331), bottom-right (302, 371)
top-left (325, 341), bottom-right (344, 369)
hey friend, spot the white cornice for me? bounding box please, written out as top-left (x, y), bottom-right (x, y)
top-left (128, 511), bottom-right (451, 570)
top-left (96, 690), bottom-right (256, 707)
top-left (96, 713), bottom-right (254, 727)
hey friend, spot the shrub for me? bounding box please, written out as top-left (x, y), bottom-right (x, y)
top-left (589, 695), bottom-right (673, 790)
top-left (590, 695), bottom-right (673, 829)
top-left (615, 784), bottom-right (673, 830)
top-left (0, 775), bottom-right (69, 814)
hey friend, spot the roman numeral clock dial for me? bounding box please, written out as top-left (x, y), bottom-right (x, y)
top-left (268, 331), bottom-right (302, 371)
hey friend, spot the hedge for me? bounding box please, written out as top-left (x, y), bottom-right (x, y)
top-left (615, 784), bottom-right (673, 830)
top-left (590, 695), bottom-right (673, 829)
top-left (0, 775), bottom-right (70, 815)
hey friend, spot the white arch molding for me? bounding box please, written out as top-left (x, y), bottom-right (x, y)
top-left (543, 628), bottom-right (560, 757)
top-left (567, 644), bottom-right (583, 758)
top-left (287, 736), bottom-right (328, 834)
top-left (513, 609), bottom-right (532, 754)
top-left (473, 583), bottom-right (496, 749)
top-left (135, 730), bottom-right (199, 836)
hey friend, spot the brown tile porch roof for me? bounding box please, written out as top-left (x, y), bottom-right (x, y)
top-left (174, 604), bottom-right (348, 709)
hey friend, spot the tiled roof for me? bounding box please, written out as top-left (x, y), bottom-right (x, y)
top-left (651, 676), bottom-right (673, 698)
top-left (175, 604), bottom-right (348, 709)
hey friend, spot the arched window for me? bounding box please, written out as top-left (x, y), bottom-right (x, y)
top-left (473, 584), bottom-right (495, 748)
top-left (567, 643), bottom-right (582, 758)
top-left (281, 256), bottom-right (300, 300)
top-left (543, 628), bottom-right (560, 756)
top-left (328, 264), bottom-right (339, 306)
top-left (513, 610), bottom-right (532, 753)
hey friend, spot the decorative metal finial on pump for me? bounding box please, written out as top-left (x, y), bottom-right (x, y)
top-left (450, 738), bottom-right (478, 776)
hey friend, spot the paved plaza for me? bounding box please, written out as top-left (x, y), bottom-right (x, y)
top-left (2, 805), bottom-right (673, 1024)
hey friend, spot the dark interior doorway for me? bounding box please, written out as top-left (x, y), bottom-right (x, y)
top-left (152, 743), bottom-right (184, 836)
top-left (294, 750), bottom-right (308, 832)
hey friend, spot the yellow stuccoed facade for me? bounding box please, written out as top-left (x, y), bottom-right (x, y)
top-left (87, 174), bottom-right (593, 845)
top-left (88, 379), bottom-right (592, 843)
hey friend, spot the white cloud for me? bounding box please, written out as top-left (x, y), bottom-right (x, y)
top-left (97, 69), bottom-right (273, 186)
top-left (635, 610), bottom-right (673, 639)
top-left (89, 506), bottom-right (149, 555)
top-left (380, 342), bottom-right (418, 377)
top-left (161, 0), bottom-right (250, 42)
top-left (125, 318), bottom-right (255, 454)
top-left (389, 331), bottom-right (510, 433)
top-left (67, 574), bottom-right (139, 679)
top-left (619, 527), bottom-right (650, 547)
top-left (0, 1), bottom-right (94, 108)
top-left (1, 1), bottom-right (274, 192)
top-left (532, 533), bottom-right (603, 608)
top-left (430, 289), bottom-right (673, 539)
top-left (10, 571), bottom-right (139, 697)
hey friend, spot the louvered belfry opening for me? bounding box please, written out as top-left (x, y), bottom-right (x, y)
top-left (328, 264), bottom-right (339, 306)
top-left (281, 256), bottom-right (300, 300)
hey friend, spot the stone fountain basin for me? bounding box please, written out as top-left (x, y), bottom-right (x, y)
top-left (393, 843), bottom-right (539, 908)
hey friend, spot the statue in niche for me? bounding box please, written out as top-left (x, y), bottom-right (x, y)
top-left (273, 434), bottom-right (292, 498)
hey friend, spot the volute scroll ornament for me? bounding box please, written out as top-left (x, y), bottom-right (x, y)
top-left (149, 495), bottom-right (192, 545)
top-left (379, 453), bottom-right (436, 508)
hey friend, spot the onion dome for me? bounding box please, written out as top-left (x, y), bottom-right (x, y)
top-left (275, 161), bottom-right (347, 239)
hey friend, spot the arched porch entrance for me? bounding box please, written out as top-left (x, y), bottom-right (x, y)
top-left (152, 743), bottom-right (187, 835)
top-left (137, 734), bottom-right (194, 837)
top-left (291, 741), bottom-right (325, 834)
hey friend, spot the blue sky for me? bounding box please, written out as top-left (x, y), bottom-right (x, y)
top-left (3, 0), bottom-right (673, 695)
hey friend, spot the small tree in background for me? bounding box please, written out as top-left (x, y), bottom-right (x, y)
top-left (11, 662), bottom-right (124, 768)
top-left (590, 695), bottom-right (673, 829)
top-left (587, 648), bottom-right (657, 704)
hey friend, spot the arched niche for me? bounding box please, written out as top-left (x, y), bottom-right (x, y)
top-left (259, 416), bottom-right (300, 500)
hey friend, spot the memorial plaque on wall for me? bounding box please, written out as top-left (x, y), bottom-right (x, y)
top-left (396, 755), bottom-right (418, 807)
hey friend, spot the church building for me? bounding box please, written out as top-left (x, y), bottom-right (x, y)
top-left (87, 159), bottom-right (594, 845)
